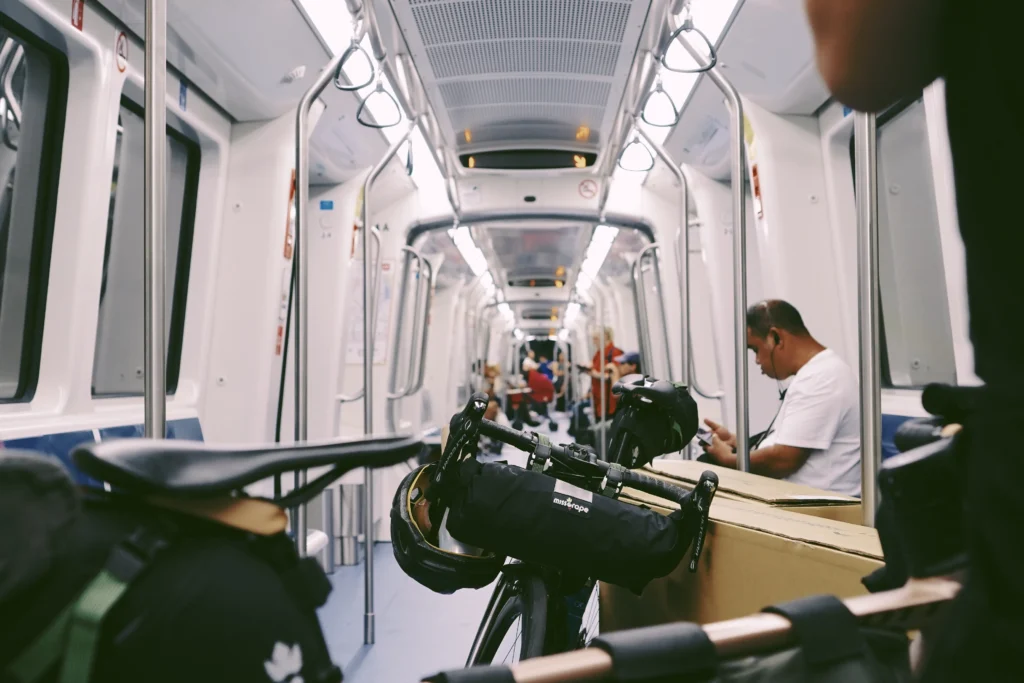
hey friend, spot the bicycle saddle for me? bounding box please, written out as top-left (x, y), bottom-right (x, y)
top-left (72, 435), bottom-right (424, 501)
top-left (614, 375), bottom-right (697, 430)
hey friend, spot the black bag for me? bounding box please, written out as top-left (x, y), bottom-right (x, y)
top-left (607, 379), bottom-right (699, 469)
top-left (445, 459), bottom-right (690, 594)
top-left (1, 450), bottom-right (340, 683)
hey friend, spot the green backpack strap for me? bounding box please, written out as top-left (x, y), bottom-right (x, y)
top-left (5, 527), bottom-right (168, 683)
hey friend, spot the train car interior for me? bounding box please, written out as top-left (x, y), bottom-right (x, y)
top-left (0, 0), bottom-right (998, 681)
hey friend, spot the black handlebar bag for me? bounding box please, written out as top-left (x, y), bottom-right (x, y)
top-left (444, 459), bottom-right (692, 594)
top-left (1, 450), bottom-right (340, 683)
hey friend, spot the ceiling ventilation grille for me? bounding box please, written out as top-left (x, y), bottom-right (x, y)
top-left (391, 0), bottom-right (652, 150)
top-left (439, 78), bottom-right (612, 109)
top-left (410, 0), bottom-right (632, 44)
top-left (427, 41), bottom-right (621, 79)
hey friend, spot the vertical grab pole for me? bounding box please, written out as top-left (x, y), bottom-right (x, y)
top-left (703, 65), bottom-right (749, 472)
top-left (294, 50), bottom-right (349, 556)
top-left (636, 124), bottom-right (691, 390)
top-left (855, 112), bottom-right (881, 525)
top-left (361, 120), bottom-right (418, 646)
top-left (143, 0), bottom-right (167, 439)
top-left (386, 248), bottom-right (423, 434)
top-left (631, 261), bottom-right (651, 368)
top-left (598, 295), bottom-right (607, 461)
top-left (650, 250), bottom-right (674, 382)
top-left (409, 257), bottom-right (434, 395)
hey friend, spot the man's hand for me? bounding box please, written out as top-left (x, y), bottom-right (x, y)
top-left (704, 418), bottom-right (736, 448)
top-left (702, 433), bottom-right (735, 466)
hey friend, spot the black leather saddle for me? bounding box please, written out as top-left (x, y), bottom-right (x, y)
top-left (613, 374), bottom-right (697, 432)
top-left (72, 434), bottom-right (424, 506)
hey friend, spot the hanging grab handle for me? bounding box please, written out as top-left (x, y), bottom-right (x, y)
top-left (356, 73), bottom-right (403, 129)
top-left (333, 19), bottom-right (374, 92)
top-left (661, 11), bottom-right (718, 74)
top-left (333, 41), bottom-right (375, 92)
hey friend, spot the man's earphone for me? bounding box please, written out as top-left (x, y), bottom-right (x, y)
top-left (758, 301), bottom-right (785, 400)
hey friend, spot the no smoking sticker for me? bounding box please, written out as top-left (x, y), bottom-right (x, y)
top-left (115, 31), bottom-right (128, 73)
top-left (578, 179), bottom-right (598, 199)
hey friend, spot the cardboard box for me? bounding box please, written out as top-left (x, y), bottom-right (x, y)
top-left (643, 459), bottom-right (864, 525)
top-left (600, 489), bottom-right (884, 631)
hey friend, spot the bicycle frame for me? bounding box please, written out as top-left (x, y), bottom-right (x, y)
top-left (466, 570), bottom-right (514, 664)
top-left (465, 565), bottom-right (599, 666)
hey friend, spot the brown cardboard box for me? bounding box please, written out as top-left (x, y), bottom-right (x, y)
top-left (643, 459), bottom-right (864, 525)
top-left (600, 489), bottom-right (883, 632)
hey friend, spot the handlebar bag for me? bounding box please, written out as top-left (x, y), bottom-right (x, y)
top-left (444, 459), bottom-right (691, 595)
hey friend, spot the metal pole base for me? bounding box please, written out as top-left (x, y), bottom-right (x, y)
top-left (364, 613), bottom-right (375, 645)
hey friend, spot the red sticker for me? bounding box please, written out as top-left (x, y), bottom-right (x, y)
top-left (283, 171), bottom-right (295, 260)
top-left (71, 0), bottom-right (84, 30)
top-left (578, 179), bottom-right (598, 199)
top-left (115, 31), bottom-right (128, 73)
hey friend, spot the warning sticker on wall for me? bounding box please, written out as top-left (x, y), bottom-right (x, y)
top-left (283, 171), bottom-right (295, 260)
top-left (115, 31), bottom-right (128, 73)
top-left (71, 0), bottom-right (84, 30)
top-left (345, 260), bottom-right (394, 366)
top-left (743, 114), bottom-right (757, 163)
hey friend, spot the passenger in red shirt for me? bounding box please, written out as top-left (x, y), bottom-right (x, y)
top-left (513, 358), bottom-right (557, 430)
top-left (526, 360), bottom-right (555, 403)
top-left (586, 327), bottom-right (623, 422)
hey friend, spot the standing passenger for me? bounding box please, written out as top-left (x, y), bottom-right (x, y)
top-left (804, 0), bottom-right (1024, 675)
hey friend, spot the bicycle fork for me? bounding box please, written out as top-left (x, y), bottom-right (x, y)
top-left (465, 572), bottom-right (512, 666)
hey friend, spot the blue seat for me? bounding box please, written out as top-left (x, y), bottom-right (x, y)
top-left (881, 414), bottom-right (915, 461)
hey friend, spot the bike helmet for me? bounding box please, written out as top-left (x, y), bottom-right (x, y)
top-left (391, 463), bottom-right (504, 594)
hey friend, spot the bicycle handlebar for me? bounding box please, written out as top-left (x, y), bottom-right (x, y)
top-left (477, 416), bottom-right (719, 572)
top-left (478, 419), bottom-right (538, 453)
top-left (435, 392), bottom-right (719, 572)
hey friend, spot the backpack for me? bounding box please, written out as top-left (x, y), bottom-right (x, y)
top-left (0, 449), bottom-right (341, 683)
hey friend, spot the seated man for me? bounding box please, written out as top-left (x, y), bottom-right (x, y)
top-left (538, 356), bottom-right (554, 380)
top-left (700, 299), bottom-right (861, 497)
top-left (611, 351), bottom-right (642, 382)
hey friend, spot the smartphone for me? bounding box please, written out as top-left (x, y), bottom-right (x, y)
top-left (695, 426), bottom-right (714, 447)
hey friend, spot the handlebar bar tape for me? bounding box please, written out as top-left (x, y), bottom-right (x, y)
top-left (592, 622), bottom-right (717, 682)
top-left (477, 420), bottom-right (536, 453)
top-left (761, 595), bottom-right (868, 667)
top-left (620, 469), bottom-right (691, 507)
top-left (423, 666), bottom-right (515, 682)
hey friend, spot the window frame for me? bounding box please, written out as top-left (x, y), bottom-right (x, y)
top-left (91, 95), bottom-right (201, 397)
top-left (0, 14), bottom-right (69, 403)
top-left (848, 94), bottom-right (954, 390)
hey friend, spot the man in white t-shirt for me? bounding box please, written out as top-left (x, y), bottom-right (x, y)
top-left (700, 300), bottom-right (862, 497)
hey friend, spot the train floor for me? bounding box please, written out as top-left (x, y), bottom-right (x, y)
top-left (319, 409), bottom-right (574, 682)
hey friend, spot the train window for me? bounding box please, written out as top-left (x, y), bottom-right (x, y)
top-left (850, 97), bottom-right (957, 388)
top-left (92, 99), bottom-right (200, 396)
top-left (0, 22), bottom-right (66, 402)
